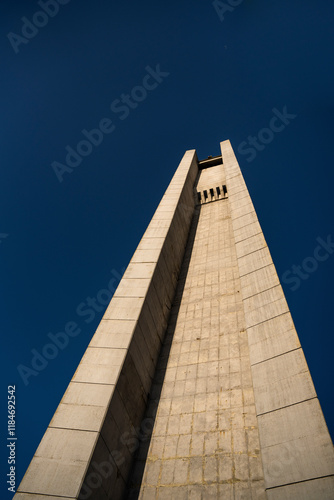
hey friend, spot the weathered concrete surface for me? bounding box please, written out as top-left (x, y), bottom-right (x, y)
top-left (15, 150), bottom-right (198, 500)
top-left (221, 139), bottom-right (334, 498)
top-left (15, 142), bottom-right (334, 499)
top-left (133, 154), bottom-right (267, 498)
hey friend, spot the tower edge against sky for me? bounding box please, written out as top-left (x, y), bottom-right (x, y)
top-left (14, 148), bottom-right (199, 499)
top-left (220, 140), bottom-right (334, 498)
top-left (14, 141), bottom-right (334, 500)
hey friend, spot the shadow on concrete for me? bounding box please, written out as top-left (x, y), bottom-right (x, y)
top-left (124, 204), bottom-right (201, 499)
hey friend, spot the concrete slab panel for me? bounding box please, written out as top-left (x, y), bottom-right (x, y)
top-left (240, 263), bottom-right (279, 298)
top-left (61, 381), bottom-right (114, 407)
top-left (102, 296), bottom-right (144, 321)
top-left (262, 432), bottom-right (334, 488)
top-left (243, 285), bottom-right (287, 312)
top-left (15, 495), bottom-right (75, 500)
top-left (50, 403), bottom-right (106, 432)
top-left (114, 278), bottom-right (151, 298)
top-left (266, 476), bottom-right (334, 500)
top-left (247, 312), bottom-right (300, 365)
top-left (34, 427), bottom-right (98, 461)
top-left (123, 262), bottom-right (156, 280)
top-left (137, 237), bottom-right (166, 249)
top-left (252, 349), bottom-right (316, 414)
top-left (230, 198), bottom-right (254, 215)
top-left (238, 247), bottom-right (273, 277)
top-left (18, 428), bottom-right (98, 497)
top-left (234, 221), bottom-right (263, 244)
top-left (244, 299), bottom-right (289, 330)
top-left (131, 246), bottom-right (162, 262)
top-left (89, 319), bottom-right (135, 349)
top-left (17, 457), bottom-right (88, 498)
top-left (230, 211), bottom-right (258, 231)
top-left (231, 204), bottom-right (256, 221)
top-left (258, 399), bottom-right (334, 487)
top-left (236, 234), bottom-right (267, 260)
top-left (72, 347), bottom-right (126, 385)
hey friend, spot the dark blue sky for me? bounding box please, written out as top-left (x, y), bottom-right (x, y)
top-left (1, 1), bottom-right (334, 496)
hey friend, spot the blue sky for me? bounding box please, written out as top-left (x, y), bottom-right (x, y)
top-left (1, 1), bottom-right (334, 496)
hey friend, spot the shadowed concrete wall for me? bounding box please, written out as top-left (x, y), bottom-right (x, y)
top-left (14, 150), bottom-right (198, 500)
top-left (221, 139), bottom-right (334, 498)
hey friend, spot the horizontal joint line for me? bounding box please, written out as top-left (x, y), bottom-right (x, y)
top-left (231, 210), bottom-right (255, 221)
top-left (233, 219), bottom-right (259, 231)
top-left (71, 381), bottom-right (116, 386)
top-left (237, 244), bottom-right (268, 259)
top-left (245, 311), bottom-right (291, 329)
top-left (239, 245), bottom-right (269, 261)
top-left (16, 493), bottom-right (76, 499)
top-left (49, 425), bottom-right (98, 433)
top-left (251, 346), bottom-right (301, 366)
top-left (257, 396), bottom-right (318, 417)
top-left (266, 474), bottom-right (334, 490)
top-left (88, 345), bottom-right (128, 350)
top-left (242, 284), bottom-right (281, 301)
top-left (235, 231), bottom-right (263, 244)
top-left (239, 263), bottom-right (272, 278)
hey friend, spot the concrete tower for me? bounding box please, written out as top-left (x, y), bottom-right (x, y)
top-left (15, 141), bottom-right (334, 499)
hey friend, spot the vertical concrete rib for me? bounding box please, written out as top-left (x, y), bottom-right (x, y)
top-left (221, 139), bottom-right (334, 498)
top-left (135, 151), bottom-right (267, 498)
top-left (14, 150), bottom-right (198, 500)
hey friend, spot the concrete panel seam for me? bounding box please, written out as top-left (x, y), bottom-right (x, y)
top-left (225, 172), bottom-right (244, 180)
top-left (251, 347), bottom-right (301, 367)
top-left (256, 396), bottom-right (318, 417)
top-left (240, 262), bottom-right (273, 278)
top-left (265, 474), bottom-right (334, 491)
top-left (242, 284), bottom-right (281, 302)
top-left (15, 494), bottom-right (78, 499)
top-left (103, 318), bottom-right (142, 322)
top-left (235, 231), bottom-right (263, 244)
top-left (88, 346), bottom-right (128, 350)
top-left (245, 311), bottom-right (292, 330)
top-left (237, 244), bottom-right (267, 259)
top-left (238, 245), bottom-right (270, 262)
top-left (234, 219), bottom-right (260, 232)
top-left (229, 186), bottom-right (247, 196)
top-left (65, 381), bottom-right (115, 386)
top-left (48, 425), bottom-right (99, 433)
top-left (232, 209), bottom-right (256, 221)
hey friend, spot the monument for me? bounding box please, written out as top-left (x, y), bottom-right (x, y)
top-left (15, 141), bottom-right (334, 499)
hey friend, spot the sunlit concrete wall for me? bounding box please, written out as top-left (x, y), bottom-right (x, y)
top-left (136, 145), bottom-right (267, 498)
top-left (221, 139), bottom-right (334, 498)
top-left (15, 141), bottom-right (334, 500)
top-left (14, 150), bottom-right (198, 500)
